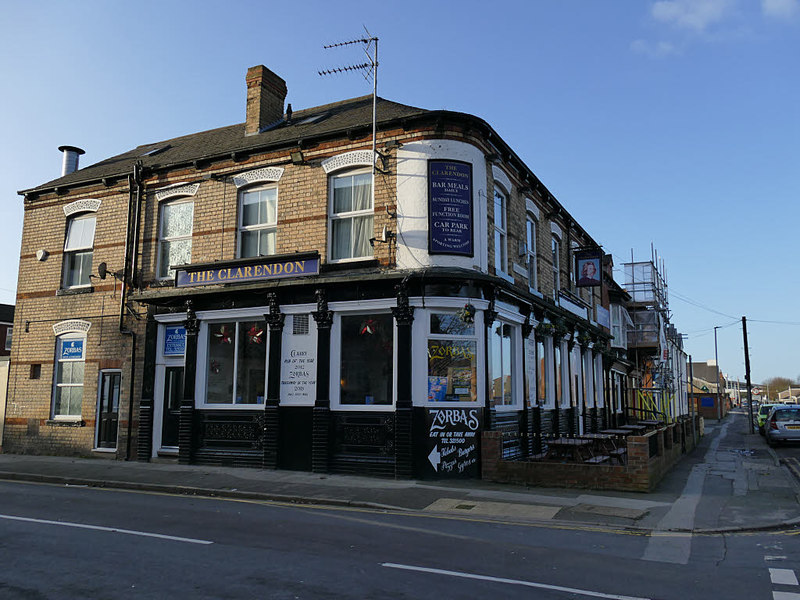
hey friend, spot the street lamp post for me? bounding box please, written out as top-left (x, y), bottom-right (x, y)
top-left (714, 326), bottom-right (722, 422)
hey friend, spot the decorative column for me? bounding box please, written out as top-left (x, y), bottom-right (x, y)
top-left (483, 288), bottom-right (498, 429)
top-left (566, 330), bottom-right (576, 437)
top-left (137, 316), bottom-right (159, 461)
top-left (263, 292), bottom-right (284, 469)
top-left (577, 330), bottom-right (592, 433)
top-left (521, 313), bottom-right (535, 458)
top-left (178, 301), bottom-right (199, 465)
top-left (392, 279), bottom-right (415, 479)
top-left (311, 289), bottom-right (333, 474)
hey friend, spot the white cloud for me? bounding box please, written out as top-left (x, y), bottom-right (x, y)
top-left (631, 39), bottom-right (681, 57)
top-left (651, 0), bottom-right (736, 31)
top-left (762, 0), bottom-right (799, 18)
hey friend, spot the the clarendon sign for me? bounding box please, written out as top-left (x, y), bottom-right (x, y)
top-left (175, 253), bottom-right (320, 287)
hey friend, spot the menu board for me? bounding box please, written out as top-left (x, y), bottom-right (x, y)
top-left (426, 408), bottom-right (482, 478)
top-left (428, 160), bottom-right (473, 256)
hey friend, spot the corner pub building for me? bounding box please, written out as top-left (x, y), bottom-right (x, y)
top-left (5, 65), bottom-right (630, 479)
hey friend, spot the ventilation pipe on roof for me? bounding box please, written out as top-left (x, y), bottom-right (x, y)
top-left (58, 145), bottom-right (85, 176)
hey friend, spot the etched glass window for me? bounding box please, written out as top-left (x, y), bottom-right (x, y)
top-left (158, 201), bottom-right (193, 279)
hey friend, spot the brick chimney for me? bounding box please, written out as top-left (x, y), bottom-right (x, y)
top-left (245, 65), bottom-right (287, 136)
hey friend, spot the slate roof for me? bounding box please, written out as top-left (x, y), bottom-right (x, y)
top-left (0, 303), bottom-right (14, 323)
top-left (22, 95), bottom-right (431, 194)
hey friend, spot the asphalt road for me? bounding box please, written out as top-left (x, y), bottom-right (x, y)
top-left (1, 480), bottom-right (798, 599)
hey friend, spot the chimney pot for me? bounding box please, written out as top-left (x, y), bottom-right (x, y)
top-left (245, 65), bottom-right (288, 136)
top-left (58, 145), bottom-right (85, 176)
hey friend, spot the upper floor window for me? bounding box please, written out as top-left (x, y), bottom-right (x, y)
top-left (551, 235), bottom-right (561, 299)
top-left (4, 326), bottom-right (11, 351)
top-left (239, 185), bottom-right (277, 258)
top-left (158, 200), bottom-right (194, 279)
top-left (526, 216), bottom-right (538, 290)
top-left (329, 169), bottom-right (373, 261)
top-left (493, 186), bottom-right (508, 274)
top-left (63, 214), bottom-right (96, 288)
top-left (53, 333), bottom-right (85, 419)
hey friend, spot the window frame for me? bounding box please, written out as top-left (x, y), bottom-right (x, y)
top-left (237, 183), bottom-right (278, 258)
top-left (493, 185), bottom-right (508, 275)
top-left (328, 167), bottom-right (374, 263)
top-left (330, 304), bottom-right (396, 411)
top-left (551, 234), bottom-right (561, 300)
top-left (157, 198), bottom-right (194, 280)
top-left (62, 213), bottom-right (96, 289)
top-left (52, 333), bottom-right (86, 420)
top-left (526, 215), bottom-right (538, 291)
top-left (4, 326), bottom-right (12, 351)
top-left (426, 311), bottom-right (480, 405)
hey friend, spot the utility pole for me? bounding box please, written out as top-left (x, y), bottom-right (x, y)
top-left (714, 326), bottom-right (722, 422)
top-left (743, 316), bottom-right (754, 434)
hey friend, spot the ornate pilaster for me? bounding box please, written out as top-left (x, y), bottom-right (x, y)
top-left (391, 278), bottom-right (415, 478)
top-left (178, 301), bottom-right (199, 465)
top-left (263, 292), bottom-right (284, 469)
top-left (311, 289), bottom-right (333, 473)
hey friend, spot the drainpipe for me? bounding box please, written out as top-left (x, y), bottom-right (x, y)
top-left (120, 161), bottom-right (144, 460)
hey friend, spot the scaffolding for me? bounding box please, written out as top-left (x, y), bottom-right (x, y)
top-left (623, 251), bottom-right (685, 423)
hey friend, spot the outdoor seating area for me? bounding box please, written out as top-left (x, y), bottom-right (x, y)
top-left (481, 415), bottom-right (702, 492)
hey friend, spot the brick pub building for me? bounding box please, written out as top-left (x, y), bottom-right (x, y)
top-left (5, 65), bottom-right (636, 478)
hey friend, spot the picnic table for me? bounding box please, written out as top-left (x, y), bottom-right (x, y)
top-left (546, 437), bottom-right (593, 462)
top-left (600, 428), bottom-right (633, 436)
top-left (619, 424), bottom-right (647, 434)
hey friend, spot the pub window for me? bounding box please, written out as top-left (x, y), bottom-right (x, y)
top-left (238, 184), bottom-right (277, 258)
top-left (427, 312), bottom-right (477, 403)
top-left (554, 341), bottom-right (563, 407)
top-left (205, 320), bottom-right (266, 404)
top-left (490, 321), bottom-right (515, 407)
top-left (537, 338), bottom-right (547, 406)
top-left (62, 213), bottom-right (96, 288)
top-left (157, 200), bottom-right (194, 279)
top-left (52, 333), bottom-right (85, 419)
top-left (493, 185), bottom-right (508, 274)
top-left (329, 168), bottom-right (373, 261)
top-left (339, 313), bottom-right (393, 405)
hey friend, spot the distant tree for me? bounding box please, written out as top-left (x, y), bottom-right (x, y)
top-left (762, 376), bottom-right (798, 400)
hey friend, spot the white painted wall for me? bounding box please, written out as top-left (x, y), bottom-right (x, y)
top-left (395, 140), bottom-right (488, 271)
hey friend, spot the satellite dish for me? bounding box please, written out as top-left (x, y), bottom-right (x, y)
top-left (98, 262), bottom-right (108, 280)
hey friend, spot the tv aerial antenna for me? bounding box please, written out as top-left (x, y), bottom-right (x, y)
top-left (319, 28), bottom-right (379, 173)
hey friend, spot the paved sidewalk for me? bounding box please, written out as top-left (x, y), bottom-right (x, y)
top-left (0, 409), bottom-right (797, 532)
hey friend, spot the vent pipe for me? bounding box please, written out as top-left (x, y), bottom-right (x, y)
top-left (58, 145), bottom-right (85, 176)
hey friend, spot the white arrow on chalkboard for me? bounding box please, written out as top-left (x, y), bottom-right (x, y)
top-left (428, 445), bottom-right (441, 470)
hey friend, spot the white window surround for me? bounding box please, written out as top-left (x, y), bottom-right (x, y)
top-left (53, 320), bottom-right (92, 336)
top-left (550, 222), bottom-right (563, 239)
top-left (52, 332), bottom-right (86, 421)
top-left (493, 185), bottom-right (508, 275)
top-left (232, 167), bottom-right (285, 189)
top-left (525, 198), bottom-right (541, 220)
top-left (157, 199), bottom-right (194, 280)
top-left (155, 183), bottom-right (200, 202)
top-left (491, 165), bottom-right (512, 193)
top-left (63, 198), bottom-right (101, 217)
top-left (330, 307), bottom-right (397, 412)
top-left (416, 307), bottom-right (485, 409)
top-left (322, 150), bottom-right (375, 174)
top-left (328, 167), bottom-right (374, 263)
top-left (238, 183), bottom-right (278, 258)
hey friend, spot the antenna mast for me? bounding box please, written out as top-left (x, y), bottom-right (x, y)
top-left (319, 29), bottom-right (379, 173)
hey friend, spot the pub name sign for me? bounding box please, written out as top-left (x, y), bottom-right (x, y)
top-left (175, 256), bottom-right (319, 287)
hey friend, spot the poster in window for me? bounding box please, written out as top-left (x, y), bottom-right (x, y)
top-left (164, 326), bottom-right (186, 356)
top-left (60, 339), bottom-right (84, 360)
top-left (428, 160), bottom-right (473, 256)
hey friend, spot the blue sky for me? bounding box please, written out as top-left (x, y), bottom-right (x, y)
top-left (1, 0), bottom-right (797, 385)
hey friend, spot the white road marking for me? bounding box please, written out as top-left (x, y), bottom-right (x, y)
top-left (382, 563), bottom-right (652, 600)
top-left (0, 513), bottom-right (213, 545)
top-left (771, 569), bottom-right (799, 585)
top-left (773, 592), bottom-right (800, 600)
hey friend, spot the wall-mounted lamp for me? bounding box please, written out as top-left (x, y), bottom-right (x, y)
top-left (36, 249), bottom-right (49, 262)
top-left (369, 225), bottom-right (396, 247)
top-left (290, 149), bottom-right (305, 165)
top-left (383, 140), bottom-right (403, 150)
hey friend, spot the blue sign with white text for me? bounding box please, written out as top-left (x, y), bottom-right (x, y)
top-left (428, 160), bottom-right (473, 256)
top-left (60, 339), bottom-right (84, 360)
top-left (164, 326), bottom-right (186, 356)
